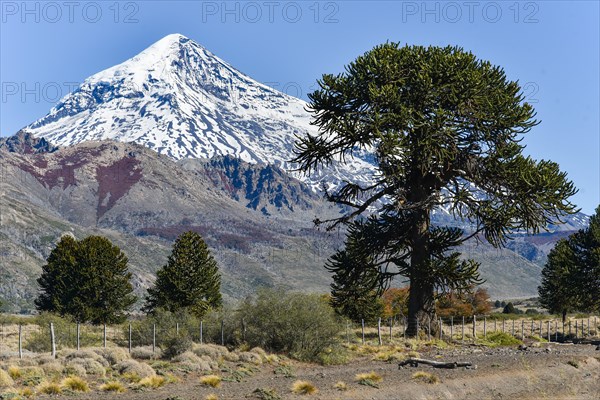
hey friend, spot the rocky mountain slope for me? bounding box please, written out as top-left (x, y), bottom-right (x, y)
top-left (0, 138), bottom-right (580, 311)
top-left (0, 140), bottom-right (344, 312)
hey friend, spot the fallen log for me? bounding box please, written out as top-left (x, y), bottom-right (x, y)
top-left (398, 358), bottom-right (473, 369)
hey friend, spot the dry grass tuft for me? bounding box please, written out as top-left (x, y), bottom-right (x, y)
top-left (61, 376), bottom-right (90, 392)
top-left (100, 380), bottom-right (127, 393)
top-left (19, 387), bottom-right (34, 397)
top-left (205, 394), bottom-right (219, 400)
top-left (291, 380), bottom-right (318, 395)
top-left (37, 381), bottom-right (63, 394)
top-left (355, 371), bottom-right (383, 387)
top-left (0, 369), bottom-right (15, 387)
top-left (200, 374), bottom-right (222, 388)
top-left (412, 371), bottom-right (440, 384)
top-left (7, 365), bottom-right (21, 379)
top-left (137, 375), bottom-right (166, 388)
top-left (334, 381), bottom-right (348, 391)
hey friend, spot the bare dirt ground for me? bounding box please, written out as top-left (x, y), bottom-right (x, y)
top-left (43, 341), bottom-right (600, 400)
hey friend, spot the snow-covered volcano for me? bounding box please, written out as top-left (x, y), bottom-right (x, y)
top-left (23, 33), bottom-right (374, 190)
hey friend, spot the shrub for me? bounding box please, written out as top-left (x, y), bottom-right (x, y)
top-left (238, 289), bottom-right (343, 362)
top-left (94, 347), bottom-right (130, 365)
top-left (334, 381), bottom-right (348, 391)
top-left (100, 380), bottom-right (126, 392)
top-left (40, 362), bottom-right (63, 375)
top-left (200, 375), bottom-right (221, 388)
top-left (193, 344), bottom-right (229, 360)
top-left (503, 302), bottom-right (516, 314)
top-left (65, 349), bottom-right (109, 367)
top-left (61, 376), bottom-right (90, 392)
top-left (114, 359), bottom-right (155, 378)
top-left (291, 380), bottom-right (318, 395)
top-left (63, 363), bottom-right (87, 377)
top-left (162, 334), bottom-right (193, 360)
top-left (131, 346), bottom-right (159, 360)
top-left (66, 358), bottom-right (106, 376)
top-left (412, 371), bottom-right (439, 384)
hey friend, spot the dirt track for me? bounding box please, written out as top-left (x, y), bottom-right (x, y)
top-left (44, 342), bottom-right (600, 400)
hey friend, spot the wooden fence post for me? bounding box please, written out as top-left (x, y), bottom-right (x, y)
top-left (461, 316), bottom-right (465, 343)
top-left (50, 322), bottom-right (56, 359)
top-left (575, 320), bottom-right (578, 339)
top-left (472, 315), bottom-right (476, 340)
top-left (152, 324), bottom-right (156, 354)
top-left (128, 324), bottom-right (132, 353)
top-left (521, 320), bottom-right (525, 340)
top-left (539, 320), bottom-right (542, 338)
top-left (530, 320), bottom-right (534, 336)
top-left (18, 324), bottom-right (22, 360)
top-left (176, 323), bottom-right (179, 336)
top-left (389, 318), bottom-right (393, 342)
top-left (200, 321), bottom-right (203, 344)
top-left (427, 317), bottom-right (431, 341)
top-left (220, 320), bottom-right (224, 346)
top-left (502, 318), bottom-right (505, 333)
top-left (439, 319), bottom-right (443, 340)
top-left (587, 317), bottom-right (591, 337)
top-left (512, 319), bottom-right (515, 337)
top-left (76, 322), bottom-right (80, 351)
top-left (483, 316), bottom-right (487, 339)
top-left (377, 318), bottom-right (382, 345)
top-left (346, 321), bottom-right (350, 345)
top-left (103, 324), bottom-right (107, 348)
top-left (555, 320), bottom-right (558, 342)
top-left (494, 318), bottom-right (497, 333)
top-left (450, 316), bottom-right (453, 340)
top-left (547, 321), bottom-right (550, 342)
top-left (361, 319), bottom-right (365, 344)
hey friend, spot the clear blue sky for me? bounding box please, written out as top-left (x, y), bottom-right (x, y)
top-left (1, 1), bottom-right (598, 214)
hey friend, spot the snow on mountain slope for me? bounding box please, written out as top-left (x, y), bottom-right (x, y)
top-left (21, 33), bottom-right (587, 231)
top-left (23, 33), bottom-right (374, 191)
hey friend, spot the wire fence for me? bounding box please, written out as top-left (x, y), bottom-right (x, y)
top-left (0, 315), bottom-right (598, 359)
top-left (348, 315), bottom-right (599, 345)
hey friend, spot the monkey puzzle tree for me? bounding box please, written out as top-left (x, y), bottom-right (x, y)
top-left (294, 43), bottom-right (577, 336)
top-left (144, 231), bottom-right (222, 318)
top-left (539, 205), bottom-right (600, 319)
top-left (36, 235), bottom-right (136, 324)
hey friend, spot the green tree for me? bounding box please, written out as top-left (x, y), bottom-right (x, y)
top-left (144, 231), bottom-right (222, 318)
top-left (294, 43), bottom-right (577, 336)
top-left (35, 235), bottom-right (136, 324)
top-left (328, 245), bottom-right (385, 324)
top-left (502, 302), bottom-right (516, 314)
top-left (539, 205), bottom-right (600, 319)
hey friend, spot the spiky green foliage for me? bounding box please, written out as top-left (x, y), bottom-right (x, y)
top-left (328, 248), bottom-right (384, 324)
top-left (294, 43), bottom-right (578, 336)
top-left (144, 231), bottom-right (222, 318)
top-left (539, 205), bottom-right (600, 318)
top-left (35, 235), bottom-right (136, 324)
